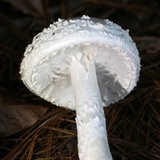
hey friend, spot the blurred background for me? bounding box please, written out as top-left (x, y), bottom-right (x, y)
top-left (0, 0), bottom-right (160, 159)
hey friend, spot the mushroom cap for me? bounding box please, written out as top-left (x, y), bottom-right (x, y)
top-left (20, 15), bottom-right (140, 110)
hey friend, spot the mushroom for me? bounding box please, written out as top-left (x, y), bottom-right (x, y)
top-left (20, 15), bottom-right (140, 160)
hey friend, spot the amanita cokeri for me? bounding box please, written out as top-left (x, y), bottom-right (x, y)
top-left (20, 15), bottom-right (140, 160)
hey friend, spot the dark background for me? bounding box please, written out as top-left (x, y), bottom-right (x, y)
top-left (0, 0), bottom-right (160, 160)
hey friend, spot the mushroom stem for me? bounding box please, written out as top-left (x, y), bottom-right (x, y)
top-left (70, 55), bottom-right (113, 160)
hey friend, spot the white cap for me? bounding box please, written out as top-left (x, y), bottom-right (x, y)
top-left (20, 15), bottom-right (140, 110)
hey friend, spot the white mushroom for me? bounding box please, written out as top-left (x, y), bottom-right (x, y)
top-left (20, 15), bottom-right (140, 160)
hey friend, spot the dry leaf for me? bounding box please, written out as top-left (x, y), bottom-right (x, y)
top-left (0, 104), bottom-right (48, 138)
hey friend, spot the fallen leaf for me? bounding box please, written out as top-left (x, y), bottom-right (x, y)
top-left (0, 104), bottom-right (48, 138)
